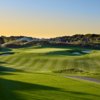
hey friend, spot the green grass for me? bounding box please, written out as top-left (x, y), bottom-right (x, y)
top-left (0, 46), bottom-right (100, 100)
top-left (1, 46), bottom-right (100, 74)
top-left (0, 72), bottom-right (100, 100)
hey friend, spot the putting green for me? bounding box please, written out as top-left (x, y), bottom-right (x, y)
top-left (21, 48), bottom-right (67, 53)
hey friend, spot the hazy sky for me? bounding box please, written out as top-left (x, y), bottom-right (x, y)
top-left (0, 0), bottom-right (100, 38)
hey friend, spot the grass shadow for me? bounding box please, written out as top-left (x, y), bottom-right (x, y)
top-left (0, 78), bottom-right (100, 100)
top-left (0, 61), bottom-right (25, 75)
top-left (0, 78), bottom-right (64, 100)
top-left (0, 47), bottom-right (12, 52)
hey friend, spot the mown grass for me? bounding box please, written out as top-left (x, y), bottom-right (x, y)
top-left (0, 46), bottom-right (100, 74)
top-left (0, 71), bottom-right (100, 100)
top-left (0, 46), bottom-right (100, 100)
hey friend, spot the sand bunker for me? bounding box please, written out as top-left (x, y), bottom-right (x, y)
top-left (82, 50), bottom-right (91, 53)
top-left (72, 52), bottom-right (81, 55)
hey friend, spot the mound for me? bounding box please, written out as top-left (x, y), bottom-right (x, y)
top-left (54, 68), bottom-right (85, 73)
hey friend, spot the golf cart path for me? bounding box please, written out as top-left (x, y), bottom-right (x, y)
top-left (65, 76), bottom-right (100, 84)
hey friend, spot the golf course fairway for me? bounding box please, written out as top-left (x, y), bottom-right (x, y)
top-left (0, 46), bottom-right (100, 100)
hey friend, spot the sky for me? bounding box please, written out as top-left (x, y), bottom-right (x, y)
top-left (0, 0), bottom-right (100, 38)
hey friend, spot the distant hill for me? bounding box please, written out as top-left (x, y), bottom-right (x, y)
top-left (0, 34), bottom-right (100, 49)
top-left (48, 34), bottom-right (100, 49)
top-left (0, 36), bottom-right (40, 48)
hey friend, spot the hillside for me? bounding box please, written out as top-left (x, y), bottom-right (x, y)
top-left (1, 34), bottom-right (100, 49)
top-left (0, 45), bottom-right (100, 74)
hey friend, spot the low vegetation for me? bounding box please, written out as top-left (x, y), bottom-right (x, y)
top-left (1, 34), bottom-right (100, 49)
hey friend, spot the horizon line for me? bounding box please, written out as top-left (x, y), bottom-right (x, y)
top-left (0, 33), bottom-right (100, 39)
